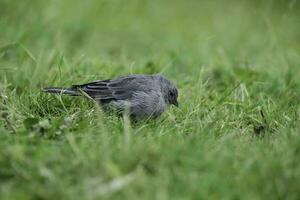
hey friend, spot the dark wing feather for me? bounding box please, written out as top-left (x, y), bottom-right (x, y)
top-left (72, 76), bottom-right (149, 101)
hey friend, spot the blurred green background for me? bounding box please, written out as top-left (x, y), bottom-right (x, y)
top-left (0, 0), bottom-right (300, 199)
top-left (1, 0), bottom-right (299, 86)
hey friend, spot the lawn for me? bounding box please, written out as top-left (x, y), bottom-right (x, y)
top-left (0, 0), bottom-right (300, 199)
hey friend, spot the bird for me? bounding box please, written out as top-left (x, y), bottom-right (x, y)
top-left (43, 74), bottom-right (178, 120)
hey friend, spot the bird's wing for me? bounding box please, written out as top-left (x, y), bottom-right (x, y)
top-left (72, 75), bottom-right (155, 101)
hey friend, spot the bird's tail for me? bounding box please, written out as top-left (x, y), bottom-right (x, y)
top-left (43, 87), bottom-right (80, 96)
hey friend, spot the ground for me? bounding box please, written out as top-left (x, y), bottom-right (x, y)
top-left (0, 0), bottom-right (300, 199)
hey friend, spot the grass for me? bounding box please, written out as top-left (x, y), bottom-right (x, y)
top-left (1, 0), bottom-right (300, 199)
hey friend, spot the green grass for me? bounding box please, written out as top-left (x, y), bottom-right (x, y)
top-left (1, 0), bottom-right (300, 199)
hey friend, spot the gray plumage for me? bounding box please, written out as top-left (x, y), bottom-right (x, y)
top-left (43, 74), bottom-right (178, 120)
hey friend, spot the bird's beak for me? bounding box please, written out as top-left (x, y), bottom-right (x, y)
top-left (173, 100), bottom-right (179, 107)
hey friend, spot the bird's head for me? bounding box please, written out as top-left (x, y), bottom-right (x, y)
top-left (156, 75), bottom-right (179, 107)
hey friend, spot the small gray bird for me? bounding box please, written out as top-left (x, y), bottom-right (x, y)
top-left (43, 74), bottom-right (178, 120)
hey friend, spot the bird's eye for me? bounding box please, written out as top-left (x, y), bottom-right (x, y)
top-left (169, 91), bottom-right (174, 96)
